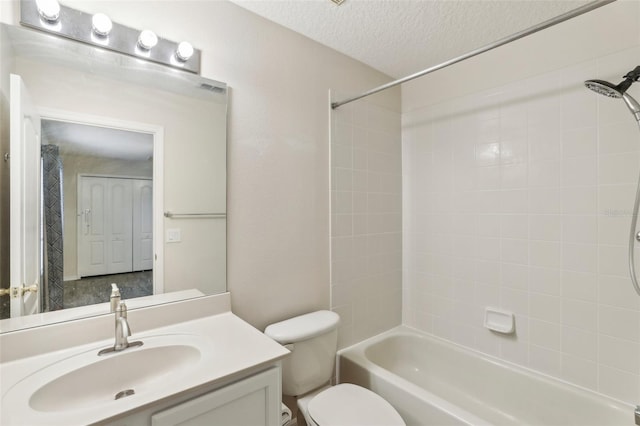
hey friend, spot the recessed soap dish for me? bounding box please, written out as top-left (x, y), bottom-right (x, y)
top-left (484, 307), bottom-right (515, 334)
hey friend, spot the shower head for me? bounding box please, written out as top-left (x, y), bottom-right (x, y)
top-left (584, 79), bottom-right (626, 98)
top-left (585, 66), bottom-right (640, 122)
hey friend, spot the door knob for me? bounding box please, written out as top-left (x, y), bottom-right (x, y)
top-left (21, 284), bottom-right (38, 295)
top-left (0, 285), bottom-right (36, 298)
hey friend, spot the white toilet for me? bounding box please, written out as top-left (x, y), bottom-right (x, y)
top-left (265, 311), bottom-right (405, 426)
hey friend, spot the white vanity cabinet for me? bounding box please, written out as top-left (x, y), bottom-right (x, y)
top-left (0, 299), bottom-right (290, 426)
top-left (103, 366), bottom-right (282, 426)
top-left (152, 367), bottom-right (280, 426)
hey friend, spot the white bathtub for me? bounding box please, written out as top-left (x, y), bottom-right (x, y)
top-left (338, 326), bottom-right (635, 425)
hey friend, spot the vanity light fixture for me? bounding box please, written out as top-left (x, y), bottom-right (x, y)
top-left (175, 41), bottom-right (194, 62)
top-left (137, 29), bottom-right (158, 51)
top-left (91, 13), bottom-right (112, 37)
top-left (20, 0), bottom-right (202, 73)
top-left (35, 0), bottom-right (60, 23)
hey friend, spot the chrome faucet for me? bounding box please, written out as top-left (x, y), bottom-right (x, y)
top-left (114, 301), bottom-right (131, 350)
top-left (98, 301), bottom-right (143, 356)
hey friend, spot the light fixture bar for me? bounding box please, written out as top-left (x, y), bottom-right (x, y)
top-left (20, 0), bottom-right (201, 74)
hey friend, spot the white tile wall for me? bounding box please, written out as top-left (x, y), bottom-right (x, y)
top-left (403, 46), bottom-right (640, 405)
top-left (331, 98), bottom-right (403, 349)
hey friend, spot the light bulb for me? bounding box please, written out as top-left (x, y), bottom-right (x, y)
top-left (36, 0), bottom-right (60, 22)
top-left (137, 30), bottom-right (158, 50)
top-left (175, 41), bottom-right (194, 62)
top-left (92, 13), bottom-right (112, 37)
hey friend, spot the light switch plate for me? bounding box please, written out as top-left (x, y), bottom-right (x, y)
top-left (166, 228), bottom-right (181, 243)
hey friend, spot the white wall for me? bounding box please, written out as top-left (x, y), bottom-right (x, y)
top-left (403, 0), bottom-right (640, 405)
top-left (0, 0), bottom-right (397, 330)
top-left (331, 95), bottom-right (402, 349)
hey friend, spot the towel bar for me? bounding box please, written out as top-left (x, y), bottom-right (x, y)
top-left (164, 211), bottom-right (226, 219)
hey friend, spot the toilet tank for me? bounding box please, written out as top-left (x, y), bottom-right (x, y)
top-left (264, 311), bottom-right (340, 397)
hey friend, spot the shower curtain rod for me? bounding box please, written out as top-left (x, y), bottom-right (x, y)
top-left (331, 0), bottom-right (616, 110)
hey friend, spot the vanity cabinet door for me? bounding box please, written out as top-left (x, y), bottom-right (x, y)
top-left (151, 367), bottom-right (280, 426)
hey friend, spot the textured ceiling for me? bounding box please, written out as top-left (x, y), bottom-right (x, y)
top-left (229, 0), bottom-right (592, 78)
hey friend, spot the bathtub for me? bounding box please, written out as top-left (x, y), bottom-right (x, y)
top-left (338, 326), bottom-right (635, 425)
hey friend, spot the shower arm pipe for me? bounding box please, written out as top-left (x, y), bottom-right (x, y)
top-left (331, 0), bottom-right (616, 110)
top-left (629, 119), bottom-right (640, 297)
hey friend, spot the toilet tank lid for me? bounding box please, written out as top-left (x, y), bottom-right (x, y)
top-left (264, 311), bottom-right (340, 344)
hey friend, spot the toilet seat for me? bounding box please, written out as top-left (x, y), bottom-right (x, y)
top-left (307, 383), bottom-right (405, 426)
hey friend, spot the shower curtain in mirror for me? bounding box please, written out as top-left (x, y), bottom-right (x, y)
top-left (42, 144), bottom-right (64, 311)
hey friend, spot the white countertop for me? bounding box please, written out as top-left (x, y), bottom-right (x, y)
top-left (0, 310), bottom-right (289, 425)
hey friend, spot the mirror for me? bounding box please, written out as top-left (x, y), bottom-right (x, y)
top-left (0, 23), bottom-right (228, 332)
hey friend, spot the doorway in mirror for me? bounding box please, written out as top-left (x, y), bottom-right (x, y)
top-left (41, 119), bottom-right (155, 313)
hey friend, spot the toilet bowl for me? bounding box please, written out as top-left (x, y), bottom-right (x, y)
top-left (264, 311), bottom-right (405, 426)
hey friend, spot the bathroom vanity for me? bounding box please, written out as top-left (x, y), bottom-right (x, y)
top-left (0, 9), bottom-right (286, 425)
top-left (0, 294), bottom-right (289, 425)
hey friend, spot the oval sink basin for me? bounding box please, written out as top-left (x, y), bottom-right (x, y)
top-left (6, 334), bottom-right (204, 414)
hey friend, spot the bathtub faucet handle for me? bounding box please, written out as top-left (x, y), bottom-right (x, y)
top-left (634, 405), bottom-right (640, 425)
